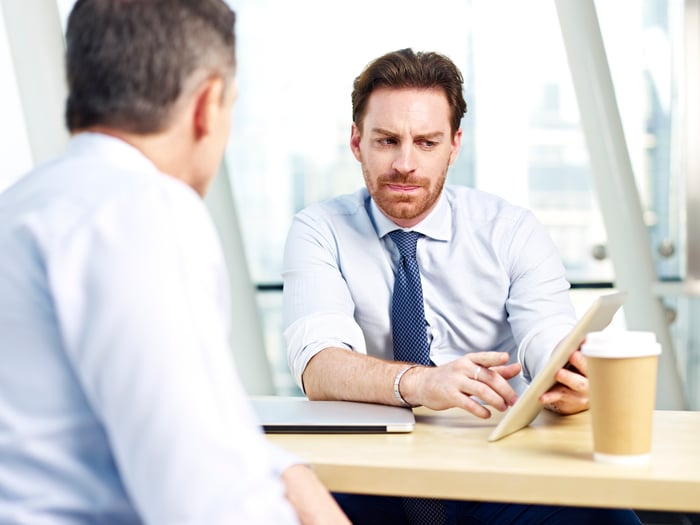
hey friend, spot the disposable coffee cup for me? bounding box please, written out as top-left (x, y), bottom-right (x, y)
top-left (581, 331), bottom-right (661, 465)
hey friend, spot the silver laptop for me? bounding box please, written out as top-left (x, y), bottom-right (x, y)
top-left (249, 396), bottom-right (415, 433)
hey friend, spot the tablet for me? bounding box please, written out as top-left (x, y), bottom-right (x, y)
top-left (487, 291), bottom-right (627, 442)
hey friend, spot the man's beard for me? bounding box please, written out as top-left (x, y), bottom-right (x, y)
top-left (365, 167), bottom-right (447, 222)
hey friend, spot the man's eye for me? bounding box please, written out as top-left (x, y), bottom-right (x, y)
top-left (377, 138), bottom-right (397, 146)
top-left (420, 140), bottom-right (437, 148)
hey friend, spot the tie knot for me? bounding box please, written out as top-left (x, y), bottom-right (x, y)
top-left (389, 230), bottom-right (420, 258)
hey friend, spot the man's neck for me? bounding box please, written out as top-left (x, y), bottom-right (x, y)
top-left (75, 126), bottom-right (196, 192)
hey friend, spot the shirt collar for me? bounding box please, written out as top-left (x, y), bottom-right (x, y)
top-left (67, 132), bottom-right (161, 176)
top-left (370, 190), bottom-right (452, 242)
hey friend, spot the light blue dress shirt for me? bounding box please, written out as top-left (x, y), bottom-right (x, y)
top-left (283, 186), bottom-right (577, 394)
top-left (0, 133), bottom-right (299, 524)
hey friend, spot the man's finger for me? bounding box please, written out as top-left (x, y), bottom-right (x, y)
top-left (556, 367), bottom-right (588, 393)
top-left (540, 384), bottom-right (566, 405)
top-left (468, 351), bottom-right (511, 368)
top-left (490, 363), bottom-right (522, 380)
top-left (569, 350), bottom-right (588, 377)
top-left (471, 364), bottom-right (520, 407)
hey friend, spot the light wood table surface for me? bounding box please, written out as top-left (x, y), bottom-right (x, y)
top-left (268, 407), bottom-right (700, 512)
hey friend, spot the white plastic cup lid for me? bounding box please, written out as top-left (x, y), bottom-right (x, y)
top-left (581, 330), bottom-right (662, 358)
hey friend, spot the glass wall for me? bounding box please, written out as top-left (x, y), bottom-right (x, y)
top-left (6, 0), bottom-right (682, 289)
top-left (1, 0), bottom-right (693, 404)
top-left (226, 0), bottom-right (683, 287)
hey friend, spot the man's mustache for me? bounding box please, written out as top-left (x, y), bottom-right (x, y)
top-left (378, 173), bottom-right (426, 185)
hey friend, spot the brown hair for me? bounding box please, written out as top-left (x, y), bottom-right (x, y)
top-left (351, 48), bottom-right (467, 135)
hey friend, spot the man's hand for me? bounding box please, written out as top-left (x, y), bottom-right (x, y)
top-left (401, 351), bottom-right (521, 418)
top-left (281, 464), bottom-right (351, 525)
top-left (539, 349), bottom-right (589, 415)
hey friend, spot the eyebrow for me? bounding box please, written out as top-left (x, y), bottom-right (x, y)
top-left (370, 128), bottom-right (446, 140)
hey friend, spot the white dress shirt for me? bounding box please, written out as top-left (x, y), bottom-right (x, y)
top-left (0, 133), bottom-right (299, 524)
top-left (283, 186), bottom-right (577, 394)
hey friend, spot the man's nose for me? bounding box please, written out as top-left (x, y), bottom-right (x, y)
top-left (391, 144), bottom-right (417, 174)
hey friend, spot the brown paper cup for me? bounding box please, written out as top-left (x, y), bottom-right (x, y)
top-left (581, 331), bottom-right (661, 465)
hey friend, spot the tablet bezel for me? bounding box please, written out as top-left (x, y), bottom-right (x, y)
top-left (487, 291), bottom-right (627, 442)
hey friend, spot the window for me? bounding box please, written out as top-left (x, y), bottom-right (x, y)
top-left (227, 0), bottom-right (683, 286)
top-left (2, 0), bottom-right (690, 403)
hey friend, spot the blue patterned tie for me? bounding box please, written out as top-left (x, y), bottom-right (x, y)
top-left (389, 230), bottom-right (447, 524)
top-left (389, 230), bottom-right (431, 365)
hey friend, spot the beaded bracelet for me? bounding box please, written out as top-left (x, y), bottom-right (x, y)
top-left (393, 363), bottom-right (421, 408)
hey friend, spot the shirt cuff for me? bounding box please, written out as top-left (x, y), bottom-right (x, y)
top-left (266, 440), bottom-right (305, 477)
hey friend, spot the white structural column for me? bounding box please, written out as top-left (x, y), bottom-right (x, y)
top-left (1, 0), bottom-right (69, 164)
top-left (554, 0), bottom-right (685, 409)
top-left (2, 0), bottom-right (275, 395)
top-left (205, 165), bottom-right (276, 395)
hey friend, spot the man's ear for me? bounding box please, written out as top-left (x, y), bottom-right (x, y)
top-left (193, 76), bottom-right (225, 141)
top-left (350, 122), bottom-right (362, 162)
top-left (448, 128), bottom-right (463, 166)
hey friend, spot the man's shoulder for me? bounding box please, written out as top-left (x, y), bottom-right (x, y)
top-left (296, 188), bottom-right (369, 221)
top-left (0, 146), bottom-right (205, 245)
top-left (288, 188), bottom-right (378, 248)
top-left (445, 185), bottom-right (531, 223)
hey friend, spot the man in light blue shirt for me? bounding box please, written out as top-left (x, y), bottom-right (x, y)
top-left (282, 48), bottom-right (640, 524)
top-left (0, 1), bottom-right (348, 524)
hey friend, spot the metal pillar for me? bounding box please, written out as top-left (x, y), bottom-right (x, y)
top-left (686, 0), bottom-right (700, 280)
top-left (554, 0), bottom-right (686, 409)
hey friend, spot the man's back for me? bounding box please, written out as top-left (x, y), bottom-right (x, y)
top-left (0, 134), bottom-right (165, 522)
top-left (0, 0), bottom-right (352, 522)
top-left (0, 133), bottom-right (298, 524)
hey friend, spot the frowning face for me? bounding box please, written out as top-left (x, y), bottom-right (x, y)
top-left (350, 87), bottom-right (462, 228)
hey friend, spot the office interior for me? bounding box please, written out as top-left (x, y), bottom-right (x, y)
top-left (2, 0), bottom-right (699, 523)
top-left (1, 0), bottom-right (699, 512)
top-left (7, 0), bottom-right (697, 408)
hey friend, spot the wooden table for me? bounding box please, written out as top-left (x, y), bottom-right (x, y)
top-left (268, 408), bottom-right (700, 512)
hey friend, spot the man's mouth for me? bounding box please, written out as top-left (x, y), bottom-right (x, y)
top-left (386, 183), bottom-right (421, 193)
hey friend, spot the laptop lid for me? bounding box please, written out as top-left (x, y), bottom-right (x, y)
top-left (249, 396), bottom-right (415, 434)
top-left (488, 291), bottom-right (627, 442)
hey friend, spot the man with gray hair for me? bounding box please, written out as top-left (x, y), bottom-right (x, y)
top-left (0, 1), bottom-right (348, 523)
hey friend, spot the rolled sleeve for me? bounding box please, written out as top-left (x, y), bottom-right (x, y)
top-left (283, 204), bottom-right (371, 391)
top-left (284, 312), bottom-right (366, 391)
